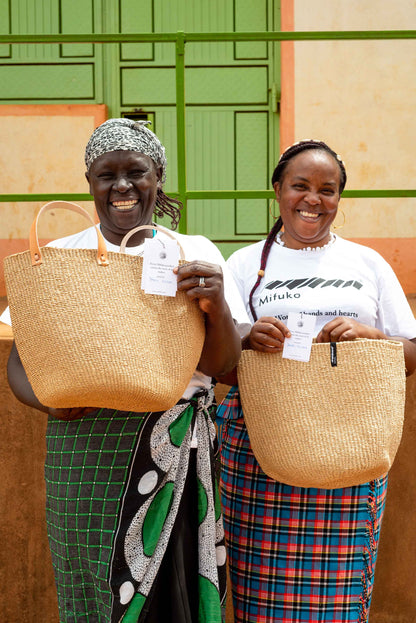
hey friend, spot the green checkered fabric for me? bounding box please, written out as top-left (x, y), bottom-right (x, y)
top-left (45, 409), bottom-right (146, 621)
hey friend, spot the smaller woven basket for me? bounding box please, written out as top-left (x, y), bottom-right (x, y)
top-left (4, 201), bottom-right (206, 414)
top-left (237, 339), bottom-right (406, 489)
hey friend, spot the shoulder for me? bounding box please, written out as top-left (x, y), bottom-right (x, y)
top-left (46, 226), bottom-right (98, 250)
top-left (229, 239), bottom-right (265, 260)
top-left (334, 236), bottom-right (392, 268)
top-left (227, 240), bottom-right (265, 268)
top-left (156, 226), bottom-right (225, 263)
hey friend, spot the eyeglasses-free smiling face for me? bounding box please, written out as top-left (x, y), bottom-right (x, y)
top-left (273, 149), bottom-right (341, 249)
top-left (86, 150), bottom-right (162, 246)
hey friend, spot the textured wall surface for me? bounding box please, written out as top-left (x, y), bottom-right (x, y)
top-left (0, 337), bottom-right (59, 623)
top-left (371, 299), bottom-right (416, 622)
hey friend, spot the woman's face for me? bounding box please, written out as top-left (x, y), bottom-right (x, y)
top-left (86, 150), bottom-right (162, 246)
top-left (273, 149), bottom-right (341, 249)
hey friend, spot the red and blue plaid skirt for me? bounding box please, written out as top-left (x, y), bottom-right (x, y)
top-left (218, 387), bottom-right (388, 623)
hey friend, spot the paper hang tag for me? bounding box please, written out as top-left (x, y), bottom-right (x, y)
top-left (141, 237), bottom-right (180, 296)
top-left (282, 311), bottom-right (316, 362)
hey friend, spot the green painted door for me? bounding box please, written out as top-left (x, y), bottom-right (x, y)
top-left (0, 0), bottom-right (103, 101)
top-left (115, 0), bottom-right (281, 257)
top-left (1, 0), bottom-right (280, 257)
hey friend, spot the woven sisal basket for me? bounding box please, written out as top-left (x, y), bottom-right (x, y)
top-left (238, 339), bottom-right (406, 489)
top-left (3, 202), bottom-right (205, 413)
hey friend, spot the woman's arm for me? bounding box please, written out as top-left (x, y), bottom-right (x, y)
top-left (7, 341), bottom-right (96, 419)
top-left (7, 341), bottom-right (49, 413)
top-left (198, 299), bottom-right (242, 377)
top-left (175, 261), bottom-right (242, 377)
top-left (396, 337), bottom-right (416, 376)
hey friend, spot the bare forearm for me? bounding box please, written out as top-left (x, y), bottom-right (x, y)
top-left (216, 330), bottom-right (253, 385)
top-left (394, 337), bottom-right (416, 376)
top-left (198, 306), bottom-right (242, 377)
top-left (7, 342), bottom-right (49, 413)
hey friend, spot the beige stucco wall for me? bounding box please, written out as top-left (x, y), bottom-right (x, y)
top-left (0, 106), bottom-right (105, 296)
top-left (0, 111), bottom-right (97, 240)
top-left (292, 0), bottom-right (416, 242)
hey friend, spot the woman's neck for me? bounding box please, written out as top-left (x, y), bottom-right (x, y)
top-left (275, 231), bottom-right (335, 252)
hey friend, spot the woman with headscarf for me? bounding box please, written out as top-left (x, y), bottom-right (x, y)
top-left (2, 118), bottom-right (249, 623)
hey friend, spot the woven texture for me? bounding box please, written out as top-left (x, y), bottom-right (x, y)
top-left (4, 247), bottom-right (205, 412)
top-left (237, 339), bottom-right (406, 489)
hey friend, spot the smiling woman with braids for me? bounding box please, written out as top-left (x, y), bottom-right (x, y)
top-left (217, 140), bottom-right (416, 622)
top-left (1, 118), bottom-right (250, 623)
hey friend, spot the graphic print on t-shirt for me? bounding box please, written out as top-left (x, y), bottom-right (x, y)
top-left (263, 277), bottom-right (363, 292)
top-left (256, 275), bottom-right (365, 331)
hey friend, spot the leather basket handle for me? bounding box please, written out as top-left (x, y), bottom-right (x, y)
top-left (30, 201), bottom-right (109, 267)
top-left (120, 224), bottom-right (186, 260)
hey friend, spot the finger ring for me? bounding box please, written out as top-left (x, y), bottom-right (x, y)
top-left (199, 276), bottom-right (206, 288)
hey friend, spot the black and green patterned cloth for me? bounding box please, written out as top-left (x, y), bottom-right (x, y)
top-left (45, 389), bottom-right (226, 622)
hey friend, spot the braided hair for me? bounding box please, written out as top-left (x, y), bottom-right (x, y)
top-left (248, 139), bottom-right (347, 321)
top-left (153, 189), bottom-right (183, 230)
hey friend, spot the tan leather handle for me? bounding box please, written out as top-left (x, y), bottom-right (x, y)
top-left (119, 224), bottom-right (186, 260)
top-left (30, 201), bottom-right (109, 267)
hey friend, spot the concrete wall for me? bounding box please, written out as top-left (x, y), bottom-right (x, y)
top-left (0, 335), bottom-right (58, 623)
top-left (371, 300), bottom-right (416, 621)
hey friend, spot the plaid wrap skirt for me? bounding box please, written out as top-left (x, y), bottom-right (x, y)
top-left (218, 387), bottom-right (388, 623)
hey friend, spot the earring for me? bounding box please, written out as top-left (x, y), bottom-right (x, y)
top-left (332, 208), bottom-right (346, 230)
top-left (269, 198), bottom-right (279, 221)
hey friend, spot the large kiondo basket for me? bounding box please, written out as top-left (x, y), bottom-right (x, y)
top-left (3, 201), bottom-right (205, 414)
top-left (237, 339), bottom-right (406, 489)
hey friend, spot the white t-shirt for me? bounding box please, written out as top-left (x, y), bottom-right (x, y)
top-left (1, 224), bottom-right (249, 399)
top-left (227, 234), bottom-right (416, 339)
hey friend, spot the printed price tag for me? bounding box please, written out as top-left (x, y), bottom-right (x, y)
top-left (282, 312), bottom-right (316, 362)
top-left (141, 238), bottom-right (180, 296)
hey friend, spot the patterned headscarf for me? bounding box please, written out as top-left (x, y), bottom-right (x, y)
top-left (85, 118), bottom-right (167, 181)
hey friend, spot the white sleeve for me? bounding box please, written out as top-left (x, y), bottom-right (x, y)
top-left (225, 246), bottom-right (257, 327)
top-left (0, 306), bottom-right (11, 327)
top-left (192, 237), bottom-right (250, 327)
top-left (226, 248), bottom-right (248, 301)
top-left (221, 262), bottom-right (251, 334)
top-left (376, 261), bottom-right (416, 339)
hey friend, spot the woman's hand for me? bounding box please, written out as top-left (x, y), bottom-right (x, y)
top-left (245, 316), bottom-right (291, 352)
top-left (174, 261), bottom-right (228, 316)
top-left (316, 317), bottom-right (385, 343)
top-left (48, 407), bottom-right (98, 421)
